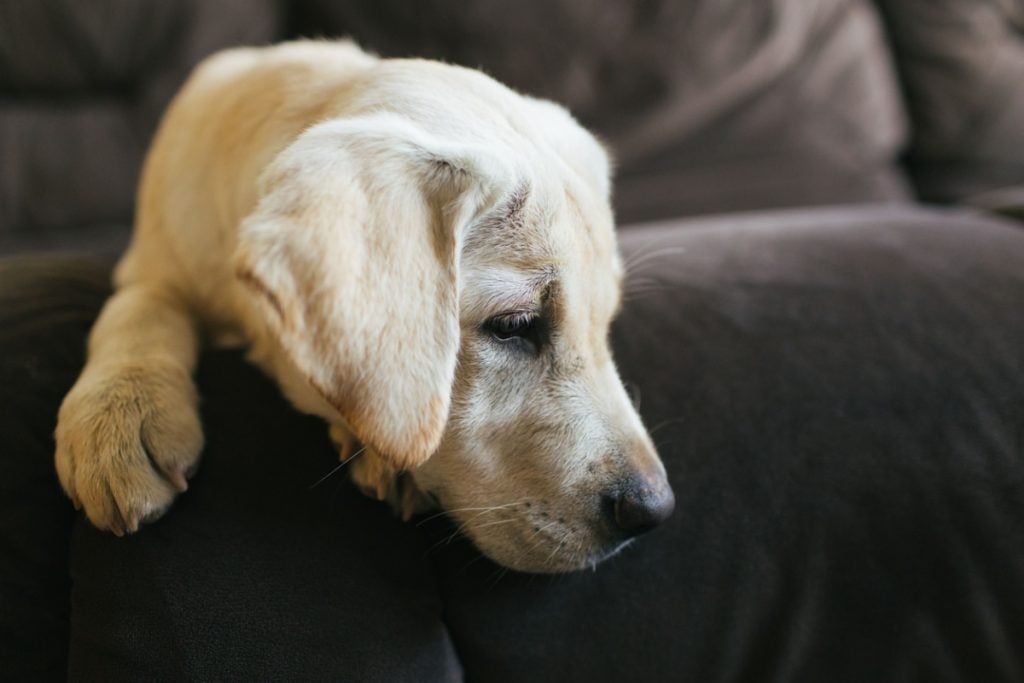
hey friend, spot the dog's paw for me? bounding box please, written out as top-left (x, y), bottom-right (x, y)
top-left (54, 361), bottom-right (203, 535)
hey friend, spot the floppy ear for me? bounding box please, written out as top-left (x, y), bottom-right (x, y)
top-left (234, 115), bottom-right (502, 470)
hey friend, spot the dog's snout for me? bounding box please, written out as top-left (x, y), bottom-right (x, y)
top-left (603, 476), bottom-right (675, 538)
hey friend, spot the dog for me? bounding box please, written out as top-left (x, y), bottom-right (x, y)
top-left (54, 40), bottom-right (674, 573)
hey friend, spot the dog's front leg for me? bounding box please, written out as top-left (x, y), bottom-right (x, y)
top-left (55, 284), bottom-right (203, 534)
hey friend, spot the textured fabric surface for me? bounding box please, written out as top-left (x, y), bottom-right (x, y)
top-left (0, 257), bottom-right (461, 682)
top-left (65, 353), bottom-right (462, 681)
top-left (1, 205), bottom-right (1022, 679)
top-left (290, 0), bottom-right (912, 223)
top-left (876, 0), bottom-right (1024, 203)
top-left (2, 0), bottom-right (911, 252)
top-left (429, 205), bottom-right (1024, 682)
top-left (0, 257), bottom-right (111, 681)
top-left (0, 0), bottom-right (281, 254)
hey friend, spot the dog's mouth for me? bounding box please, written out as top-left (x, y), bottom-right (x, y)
top-left (418, 493), bottom-right (636, 574)
top-left (347, 447), bottom-right (665, 573)
top-left (466, 513), bottom-right (636, 573)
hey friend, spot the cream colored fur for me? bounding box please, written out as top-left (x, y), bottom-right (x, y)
top-left (54, 40), bottom-right (669, 572)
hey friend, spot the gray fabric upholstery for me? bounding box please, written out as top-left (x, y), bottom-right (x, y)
top-left (876, 0), bottom-right (1024, 203)
top-left (1, 0), bottom-right (913, 252)
top-left (0, 256), bottom-right (464, 682)
top-left (0, 0), bottom-right (281, 254)
top-left (5, 205), bottom-right (1020, 681)
top-left (0, 257), bottom-right (110, 681)
top-left (290, 0), bottom-right (913, 223)
top-left (435, 204), bottom-right (1024, 682)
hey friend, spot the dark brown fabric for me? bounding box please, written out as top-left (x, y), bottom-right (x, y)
top-left (0, 256), bottom-right (463, 682)
top-left (0, 257), bottom-right (111, 681)
top-left (0, 0), bottom-right (281, 254)
top-left (2, 206), bottom-right (1023, 679)
top-left (875, 0), bottom-right (1024, 203)
top-left (290, 0), bottom-right (913, 223)
top-left (66, 350), bottom-right (463, 682)
top-left (2, 0), bottom-right (912, 253)
top-left (432, 205), bottom-right (1024, 682)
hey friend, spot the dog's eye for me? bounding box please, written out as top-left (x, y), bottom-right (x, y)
top-left (485, 312), bottom-right (537, 341)
top-left (483, 310), bottom-right (548, 356)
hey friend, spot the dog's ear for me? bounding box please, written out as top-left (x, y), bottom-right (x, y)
top-left (234, 115), bottom-right (503, 470)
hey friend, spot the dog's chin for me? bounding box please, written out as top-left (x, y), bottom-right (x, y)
top-left (367, 473), bottom-right (626, 573)
top-left (468, 532), bottom-right (630, 573)
top-left (461, 525), bottom-right (632, 574)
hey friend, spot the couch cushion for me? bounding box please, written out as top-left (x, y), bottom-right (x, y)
top-left (429, 205), bottom-right (1024, 682)
top-left (0, 256), bottom-right (111, 681)
top-left (65, 349), bottom-right (462, 681)
top-left (290, 0), bottom-right (912, 223)
top-left (875, 0), bottom-right (1024, 204)
top-left (0, 255), bottom-right (461, 681)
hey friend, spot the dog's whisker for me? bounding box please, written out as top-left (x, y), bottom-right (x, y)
top-left (625, 282), bottom-right (680, 293)
top-left (415, 500), bottom-right (525, 526)
top-left (648, 416), bottom-right (685, 436)
top-left (308, 446), bottom-right (367, 489)
top-left (622, 276), bottom-right (666, 293)
top-left (545, 538), bottom-right (567, 568)
top-left (415, 509), bottom-right (456, 526)
top-left (458, 552), bottom-right (490, 576)
top-left (622, 285), bottom-right (668, 301)
top-left (423, 529), bottom-right (463, 558)
top-left (308, 462), bottom-right (346, 490)
top-left (621, 244), bottom-right (670, 271)
top-left (622, 285), bottom-right (682, 303)
top-left (450, 508), bottom-right (516, 542)
top-left (484, 566), bottom-right (510, 590)
top-left (623, 241), bottom-right (680, 263)
top-left (623, 245), bottom-right (687, 275)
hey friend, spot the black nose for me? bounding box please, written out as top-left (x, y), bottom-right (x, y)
top-left (604, 478), bottom-right (675, 538)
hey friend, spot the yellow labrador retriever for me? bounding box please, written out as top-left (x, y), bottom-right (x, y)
top-left (54, 40), bottom-right (673, 573)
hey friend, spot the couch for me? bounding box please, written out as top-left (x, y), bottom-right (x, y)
top-left (2, 1), bottom-right (1023, 681)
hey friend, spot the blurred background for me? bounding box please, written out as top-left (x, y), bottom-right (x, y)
top-left (1, 0), bottom-right (1022, 255)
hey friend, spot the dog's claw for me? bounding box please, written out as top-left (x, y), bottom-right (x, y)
top-left (166, 468), bottom-right (189, 492)
top-left (329, 423), bottom-right (359, 462)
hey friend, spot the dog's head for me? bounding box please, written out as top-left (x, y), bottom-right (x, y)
top-left (235, 61), bottom-right (673, 572)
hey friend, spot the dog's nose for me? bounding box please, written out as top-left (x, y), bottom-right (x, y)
top-left (604, 477), bottom-right (675, 538)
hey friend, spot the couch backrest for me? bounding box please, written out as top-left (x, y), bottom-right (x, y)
top-left (0, 0), bottom-right (280, 253)
top-left (288, 0), bottom-right (913, 224)
top-left (2, 0), bottom-right (1020, 253)
top-left (874, 0), bottom-right (1024, 204)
